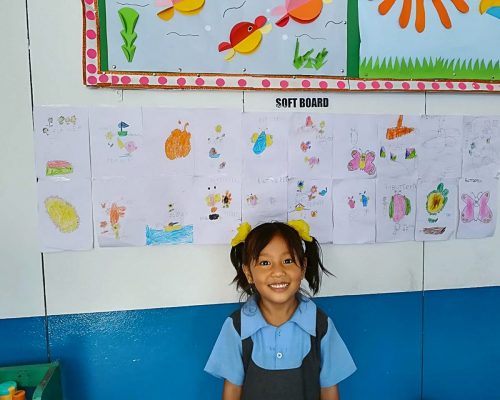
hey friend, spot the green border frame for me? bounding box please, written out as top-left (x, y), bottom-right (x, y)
top-left (98, 0), bottom-right (109, 71)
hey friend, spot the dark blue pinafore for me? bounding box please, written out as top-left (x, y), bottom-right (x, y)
top-left (230, 307), bottom-right (328, 400)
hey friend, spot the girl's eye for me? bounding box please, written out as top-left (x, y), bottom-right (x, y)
top-left (258, 260), bottom-right (271, 266)
top-left (283, 258), bottom-right (294, 265)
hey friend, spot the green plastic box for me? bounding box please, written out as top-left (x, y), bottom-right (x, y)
top-left (0, 362), bottom-right (62, 400)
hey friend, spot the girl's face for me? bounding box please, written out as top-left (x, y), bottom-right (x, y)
top-left (243, 234), bottom-right (305, 309)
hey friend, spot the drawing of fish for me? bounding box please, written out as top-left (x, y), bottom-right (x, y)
top-left (156, 0), bottom-right (205, 21)
top-left (218, 16), bottom-right (272, 61)
top-left (209, 147), bottom-right (220, 158)
top-left (251, 131), bottom-right (273, 155)
top-left (271, 0), bottom-right (332, 27)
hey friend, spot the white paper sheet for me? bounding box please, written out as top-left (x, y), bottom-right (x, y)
top-left (33, 106), bottom-right (91, 179)
top-left (242, 177), bottom-right (288, 227)
top-left (332, 179), bottom-right (376, 244)
top-left (37, 179), bottom-right (93, 252)
top-left (143, 177), bottom-right (195, 245)
top-left (415, 179), bottom-right (458, 241)
top-left (377, 115), bottom-right (421, 179)
top-left (288, 113), bottom-right (334, 178)
top-left (242, 113), bottom-right (290, 177)
top-left (332, 114), bottom-right (379, 179)
top-left (376, 179), bottom-right (417, 242)
top-left (456, 177), bottom-right (498, 239)
top-left (193, 176), bottom-right (242, 244)
top-left (141, 107), bottom-right (198, 177)
top-left (89, 107), bottom-right (145, 178)
top-left (192, 109), bottom-right (243, 177)
top-left (418, 115), bottom-right (463, 179)
top-left (92, 177), bottom-right (147, 247)
top-left (287, 178), bottom-right (333, 243)
top-left (462, 116), bottom-right (500, 178)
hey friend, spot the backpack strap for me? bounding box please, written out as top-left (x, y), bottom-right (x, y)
top-left (316, 308), bottom-right (328, 340)
top-left (230, 309), bottom-right (252, 373)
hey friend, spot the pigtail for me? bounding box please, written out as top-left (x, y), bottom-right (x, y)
top-left (303, 238), bottom-right (332, 295)
top-left (230, 242), bottom-right (255, 297)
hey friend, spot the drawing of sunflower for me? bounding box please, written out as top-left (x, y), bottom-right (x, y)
top-left (426, 183), bottom-right (449, 215)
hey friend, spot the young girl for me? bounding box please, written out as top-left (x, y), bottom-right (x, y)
top-left (205, 220), bottom-right (356, 400)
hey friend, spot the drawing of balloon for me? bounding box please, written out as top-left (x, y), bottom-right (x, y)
top-left (44, 196), bottom-right (80, 233)
top-left (389, 193), bottom-right (411, 223)
top-left (165, 121), bottom-right (192, 160)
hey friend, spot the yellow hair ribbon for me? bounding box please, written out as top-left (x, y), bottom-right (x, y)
top-left (231, 222), bottom-right (252, 247)
top-left (287, 219), bottom-right (313, 242)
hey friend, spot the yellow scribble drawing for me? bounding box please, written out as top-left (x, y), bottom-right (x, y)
top-left (44, 196), bottom-right (80, 233)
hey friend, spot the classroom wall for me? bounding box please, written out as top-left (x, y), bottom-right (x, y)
top-left (1, 1), bottom-right (500, 399)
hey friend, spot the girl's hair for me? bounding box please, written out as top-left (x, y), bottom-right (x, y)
top-left (230, 222), bottom-right (331, 298)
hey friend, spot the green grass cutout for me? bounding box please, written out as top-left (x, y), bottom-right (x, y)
top-left (360, 57), bottom-right (499, 80)
top-left (293, 39), bottom-right (328, 71)
top-left (118, 7), bottom-right (139, 62)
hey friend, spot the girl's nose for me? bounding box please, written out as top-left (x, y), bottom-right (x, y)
top-left (270, 263), bottom-right (285, 276)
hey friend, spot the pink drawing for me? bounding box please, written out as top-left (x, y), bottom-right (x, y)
top-left (389, 193), bottom-right (411, 223)
top-left (461, 192), bottom-right (492, 223)
top-left (125, 141), bottom-right (138, 154)
top-left (305, 116), bottom-right (314, 127)
top-left (348, 196), bottom-right (355, 209)
top-left (305, 156), bottom-right (320, 167)
top-left (348, 150), bottom-right (376, 175)
top-left (308, 185), bottom-right (318, 200)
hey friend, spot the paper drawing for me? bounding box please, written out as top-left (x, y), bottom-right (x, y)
top-left (89, 107), bottom-right (144, 178)
top-left (415, 179), bottom-right (458, 241)
top-left (193, 176), bottom-right (242, 244)
top-left (144, 177), bottom-right (194, 245)
top-left (377, 115), bottom-right (421, 179)
top-left (456, 177), bottom-right (498, 239)
top-left (93, 177), bottom-right (147, 247)
top-left (33, 106), bottom-right (91, 179)
top-left (36, 179), bottom-right (93, 252)
top-left (332, 114), bottom-right (379, 179)
top-left (288, 177), bottom-right (333, 243)
top-left (193, 109), bottom-right (242, 176)
top-left (242, 177), bottom-right (288, 226)
top-left (376, 179), bottom-right (417, 242)
top-left (462, 116), bottom-right (500, 178)
top-left (332, 179), bottom-right (376, 244)
top-left (418, 115), bottom-right (463, 179)
top-left (142, 108), bottom-right (195, 176)
top-left (242, 113), bottom-right (290, 177)
top-left (288, 113), bottom-right (333, 178)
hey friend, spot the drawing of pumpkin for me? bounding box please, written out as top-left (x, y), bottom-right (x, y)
top-left (165, 121), bottom-right (191, 160)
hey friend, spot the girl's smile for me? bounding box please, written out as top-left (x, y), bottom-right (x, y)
top-left (243, 234), bottom-right (305, 317)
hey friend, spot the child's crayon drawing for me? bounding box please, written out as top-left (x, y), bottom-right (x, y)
top-left (289, 114), bottom-right (333, 178)
top-left (376, 180), bottom-right (417, 242)
top-left (145, 200), bottom-right (193, 246)
top-left (347, 149), bottom-right (377, 175)
top-left (99, 202), bottom-right (127, 239)
top-left (288, 177), bottom-right (333, 243)
top-left (457, 178), bottom-right (498, 239)
top-left (332, 179), bottom-right (376, 244)
top-left (251, 130), bottom-right (273, 155)
top-left (165, 121), bottom-right (192, 160)
top-left (45, 196), bottom-right (80, 234)
top-left (242, 177), bottom-right (288, 226)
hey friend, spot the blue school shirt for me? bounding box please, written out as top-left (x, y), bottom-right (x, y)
top-left (204, 295), bottom-right (356, 387)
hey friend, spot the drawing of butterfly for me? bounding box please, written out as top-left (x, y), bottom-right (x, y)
top-left (461, 191), bottom-right (493, 223)
top-left (347, 150), bottom-right (376, 175)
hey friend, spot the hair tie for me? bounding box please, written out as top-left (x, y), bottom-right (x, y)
top-left (231, 222), bottom-right (252, 247)
top-left (287, 219), bottom-right (313, 242)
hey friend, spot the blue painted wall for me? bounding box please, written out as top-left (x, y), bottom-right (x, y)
top-left (1, 287), bottom-right (499, 400)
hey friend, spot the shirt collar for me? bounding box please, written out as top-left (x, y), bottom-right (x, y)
top-left (240, 294), bottom-right (317, 339)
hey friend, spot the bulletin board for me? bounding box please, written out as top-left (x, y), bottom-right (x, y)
top-left (83, 0), bottom-right (500, 92)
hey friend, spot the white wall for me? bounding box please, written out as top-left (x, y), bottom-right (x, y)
top-left (1, 0), bottom-right (499, 318)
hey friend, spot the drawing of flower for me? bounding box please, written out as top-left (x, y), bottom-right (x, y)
top-left (426, 183), bottom-right (449, 215)
top-left (378, 0), bottom-right (470, 33)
